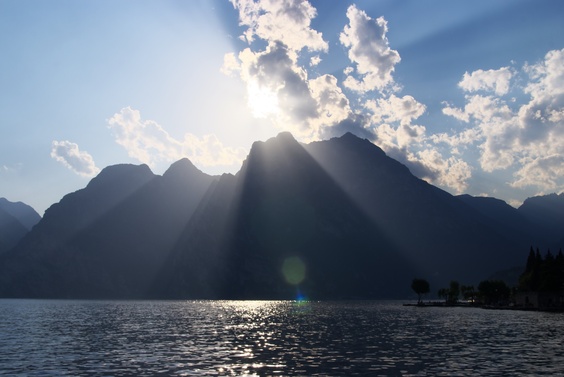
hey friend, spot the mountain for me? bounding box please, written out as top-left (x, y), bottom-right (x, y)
top-left (0, 132), bottom-right (551, 299)
top-left (152, 132), bottom-right (524, 299)
top-left (0, 198), bottom-right (41, 254)
top-left (517, 193), bottom-right (564, 247)
top-left (0, 198), bottom-right (41, 230)
top-left (153, 132), bottom-right (411, 299)
top-left (457, 193), bottom-right (564, 251)
top-left (456, 195), bottom-right (543, 249)
top-left (0, 161), bottom-right (216, 298)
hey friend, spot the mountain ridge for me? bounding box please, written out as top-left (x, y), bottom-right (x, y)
top-left (0, 198), bottom-right (41, 255)
top-left (1, 132), bottom-right (562, 299)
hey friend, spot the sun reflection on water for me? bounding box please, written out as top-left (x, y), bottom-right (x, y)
top-left (3, 300), bottom-right (561, 376)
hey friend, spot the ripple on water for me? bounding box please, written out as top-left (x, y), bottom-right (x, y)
top-left (1, 300), bottom-right (564, 376)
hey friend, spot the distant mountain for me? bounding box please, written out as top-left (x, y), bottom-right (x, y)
top-left (457, 193), bottom-right (564, 251)
top-left (0, 198), bottom-right (41, 230)
top-left (0, 133), bottom-right (557, 299)
top-left (518, 193), bottom-right (564, 247)
top-left (0, 198), bottom-right (40, 254)
top-left (0, 161), bottom-right (216, 298)
top-left (456, 195), bottom-right (543, 248)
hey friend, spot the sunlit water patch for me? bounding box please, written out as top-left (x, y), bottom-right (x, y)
top-left (1, 300), bottom-right (563, 376)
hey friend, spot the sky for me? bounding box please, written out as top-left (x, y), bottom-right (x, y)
top-left (1, 0), bottom-right (564, 215)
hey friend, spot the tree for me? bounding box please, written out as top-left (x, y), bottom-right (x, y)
top-left (478, 280), bottom-right (510, 305)
top-left (448, 280), bottom-right (460, 304)
top-left (519, 248), bottom-right (564, 293)
top-left (411, 278), bottom-right (430, 304)
top-left (438, 288), bottom-right (449, 303)
top-left (460, 285), bottom-right (476, 302)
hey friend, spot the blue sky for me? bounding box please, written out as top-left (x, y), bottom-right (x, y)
top-left (1, 0), bottom-right (564, 214)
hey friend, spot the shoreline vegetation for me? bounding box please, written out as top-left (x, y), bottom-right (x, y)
top-left (408, 247), bottom-right (564, 312)
top-left (402, 301), bottom-right (564, 312)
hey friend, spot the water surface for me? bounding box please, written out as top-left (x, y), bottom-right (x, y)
top-left (1, 300), bottom-right (563, 376)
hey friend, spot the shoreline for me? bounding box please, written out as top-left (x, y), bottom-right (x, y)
top-left (403, 302), bottom-right (564, 312)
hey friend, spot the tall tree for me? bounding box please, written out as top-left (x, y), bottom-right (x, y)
top-left (525, 246), bottom-right (536, 273)
top-left (460, 285), bottom-right (476, 302)
top-left (448, 280), bottom-right (460, 304)
top-left (411, 278), bottom-right (430, 304)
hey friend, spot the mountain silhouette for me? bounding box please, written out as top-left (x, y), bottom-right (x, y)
top-left (517, 193), bottom-right (564, 246)
top-left (0, 133), bottom-right (560, 299)
top-left (0, 198), bottom-right (40, 254)
top-left (0, 197), bottom-right (41, 230)
top-left (0, 161), bottom-right (215, 298)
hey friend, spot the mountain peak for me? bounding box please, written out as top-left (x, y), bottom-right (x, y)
top-left (274, 131), bottom-right (297, 143)
top-left (163, 158), bottom-right (202, 179)
top-left (244, 132), bottom-right (302, 165)
top-left (251, 132), bottom-right (298, 150)
top-left (86, 163), bottom-right (154, 190)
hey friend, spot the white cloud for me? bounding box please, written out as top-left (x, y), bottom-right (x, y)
top-left (310, 55), bottom-right (321, 67)
top-left (431, 127), bottom-right (482, 149)
top-left (442, 95), bottom-right (513, 124)
top-left (373, 123), bottom-right (426, 150)
top-left (417, 149), bottom-right (472, 193)
top-left (360, 92), bottom-right (471, 193)
top-left (340, 5), bottom-right (400, 92)
top-left (442, 48), bottom-right (564, 193)
top-left (366, 94), bottom-right (426, 126)
top-left (224, 2), bottom-right (474, 196)
top-left (220, 52), bottom-right (240, 76)
top-left (308, 74), bottom-right (352, 131)
top-left (226, 40), bottom-right (354, 141)
top-left (458, 67), bottom-right (513, 96)
top-left (108, 107), bottom-right (247, 169)
top-left (511, 155), bottom-right (564, 190)
top-left (225, 2), bottom-right (564, 202)
top-left (51, 140), bottom-right (100, 177)
top-left (230, 0), bottom-right (327, 52)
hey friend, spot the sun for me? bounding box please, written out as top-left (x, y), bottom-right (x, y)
top-left (247, 80), bottom-right (280, 118)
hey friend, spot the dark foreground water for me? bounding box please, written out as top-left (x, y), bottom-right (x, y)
top-left (1, 300), bottom-right (563, 376)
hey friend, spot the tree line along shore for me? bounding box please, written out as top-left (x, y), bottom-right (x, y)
top-left (409, 247), bottom-right (564, 311)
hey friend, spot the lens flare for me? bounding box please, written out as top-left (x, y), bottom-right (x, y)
top-left (282, 256), bottom-right (306, 285)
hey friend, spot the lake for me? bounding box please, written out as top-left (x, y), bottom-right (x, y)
top-left (0, 300), bottom-right (563, 376)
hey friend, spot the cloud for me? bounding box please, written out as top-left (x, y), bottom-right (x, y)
top-left (366, 94), bottom-right (426, 126)
top-left (225, 1), bottom-right (473, 195)
top-left (238, 41), bottom-right (319, 127)
top-left (340, 5), bottom-right (400, 92)
top-left (442, 94), bottom-right (517, 172)
top-left (308, 74), bottom-right (353, 130)
top-left (226, 2), bottom-right (564, 201)
top-left (417, 149), bottom-right (472, 193)
top-left (108, 107), bottom-right (247, 169)
top-left (360, 93), bottom-right (471, 193)
top-left (51, 140), bottom-right (100, 177)
top-left (0, 163), bottom-right (22, 174)
top-left (230, 0), bottom-right (327, 52)
top-left (310, 55), bottom-right (321, 67)
top-left (511, 155), bottom-right (564, 189)
top-left (458, 67), bottom-right (513, 96)
top-left (442, 48), bottom-right (564, 192)
top-left (227, 39), bottom-right (355, 141)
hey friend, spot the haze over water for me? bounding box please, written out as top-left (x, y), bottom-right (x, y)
top-left (1, 300), bottom-right (563, 376)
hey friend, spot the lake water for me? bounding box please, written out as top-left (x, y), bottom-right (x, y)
top-left (0, 300), bottom-right (563, 376)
